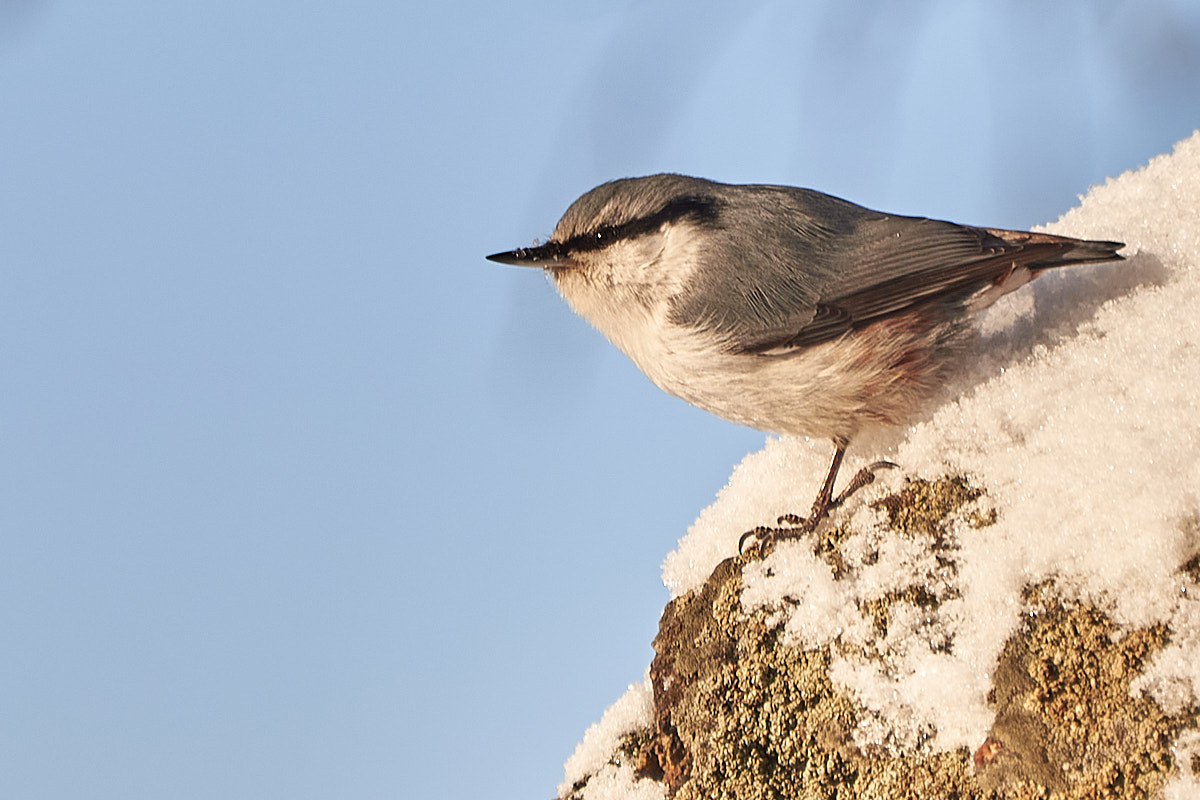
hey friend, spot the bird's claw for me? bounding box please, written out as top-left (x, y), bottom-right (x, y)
top-left (737, 460), bottom-right (899, 556)
top-left (832, 460), bottom-right (898, 508)
top-left (737, 514), bottom-right (819, 555)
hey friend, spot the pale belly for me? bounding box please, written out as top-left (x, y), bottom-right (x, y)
top-left (627, 315), bottom-right (968, 441)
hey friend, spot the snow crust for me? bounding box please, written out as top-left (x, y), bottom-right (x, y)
top-left (564, 131), bottom-right (1200, 795)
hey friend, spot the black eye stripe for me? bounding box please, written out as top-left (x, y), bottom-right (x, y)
top-left (563, 196), bottom-right (719, 254)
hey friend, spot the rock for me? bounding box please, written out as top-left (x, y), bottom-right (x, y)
top-left (561, 476), bottom-right (1200, 799)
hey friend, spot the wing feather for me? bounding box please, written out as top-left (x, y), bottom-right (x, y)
top-left (666, 185), bottom-right (1122, 354)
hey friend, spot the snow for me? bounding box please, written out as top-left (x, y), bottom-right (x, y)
top-left (1164, 731), bottom-right (1200, 800)
top-left (564, 131), bottom-right (1200, 794)
top-left (558, 675), bottom-right (662, 799)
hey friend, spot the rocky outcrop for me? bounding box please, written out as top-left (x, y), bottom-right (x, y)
top-left (561, 476), bottom-right (1200, 799)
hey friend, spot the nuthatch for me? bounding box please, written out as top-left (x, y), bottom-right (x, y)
top-left (488, 174), bottom-right (1124, 546)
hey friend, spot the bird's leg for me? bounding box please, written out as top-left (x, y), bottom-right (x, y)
top-left (807, 439), bottom-right (848, 525)
top-left (738, 440), bottom-right (898, 554)
top-left (739, 439), bottom-right (845, 552)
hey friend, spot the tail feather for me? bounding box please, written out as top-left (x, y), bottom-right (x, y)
top-left (1063, 238), bottom-right (1126, 264)
top-left (983, 228), bottom-right (1125, 268)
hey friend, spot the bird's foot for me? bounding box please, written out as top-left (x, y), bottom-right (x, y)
top-left (832, 460), bottom-right (898, 508)
top-left (738, 514), bottom-right (817, 555)
top-left (737, 460), bottom-right (898, 555)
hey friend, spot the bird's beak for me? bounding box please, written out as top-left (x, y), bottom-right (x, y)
top-left (485, 242), bottom-right (573, 268)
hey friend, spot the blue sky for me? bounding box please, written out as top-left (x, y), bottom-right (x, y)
top-left (1, 2), bottom-right (1197, 799)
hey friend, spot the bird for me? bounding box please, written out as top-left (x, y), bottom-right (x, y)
top-left (487, 174), bottom-right (1124, 548)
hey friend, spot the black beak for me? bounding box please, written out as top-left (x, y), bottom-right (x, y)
top-left (485, 242), bottom-right (572, 268)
